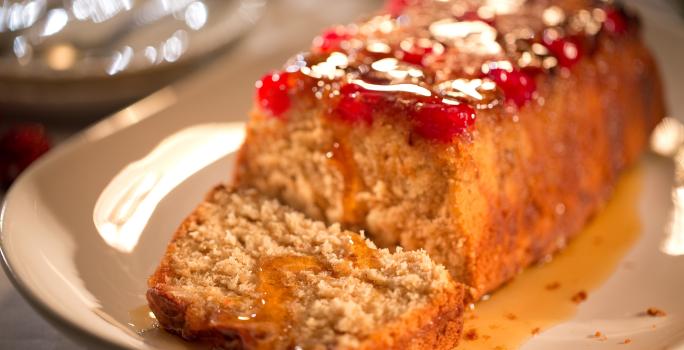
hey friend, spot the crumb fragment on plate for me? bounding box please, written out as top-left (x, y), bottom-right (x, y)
top-left (504, 312), bottom-right (517, 320)
top-left (591, 330), bottom-right (607, 341)
top-left (464, 329), bottom-right (479, 341)
top-left (646, 307), bottom-right (667, 317)
top-left (571, 290), bottom-right (588, 303)
top-left (545, 281), bottom-right (561, 290)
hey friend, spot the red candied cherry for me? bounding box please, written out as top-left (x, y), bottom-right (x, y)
top-left (603, 7), bottom-right (628, 36)
top-left (486, 68), bottom-right (537, 107)
top-left (411, 98), bottom-right (476, 142)
top-left (397, 38), bottom-right (443, 66)
top-left (0, 123), bottom-right (51, 186)
top-left (542, 33), bottom-right (583, 68)
top-left (313, 27), bottom-right (352, 53)
top-left (333, 84), bottom-right (382, 125)
top-left (255, 72), bottom-right (291, 117)
top-left (386, 0), bottom-right (410, 17)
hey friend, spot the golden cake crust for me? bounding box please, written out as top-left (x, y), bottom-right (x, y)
top-left (147, 281), bottom-right (465, 350)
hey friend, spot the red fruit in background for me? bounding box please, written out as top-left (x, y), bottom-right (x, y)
top-left (0, 123), bottom-right (51, 187)
top-left (542, 33), bottom-right (583, 68)
top-left (411, 98), bottom-right (476, 142)
top-left (255, 72), bottom-right (291, 117)
top-left (333, 84), bottom-right (381, 125)
top-left (603, 7), bottom-right (628, 36)
top-left (386, 0), bottom-right (410, 17)
top-left (313, 27), bottom-right (352, 53)
top-left (0, 160), bottom-right (9, 188)
top-left (487, 68), bottom-right (537, 107)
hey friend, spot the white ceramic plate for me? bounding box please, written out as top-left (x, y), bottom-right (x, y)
top-left (1, 1), bottom-right (684, 349)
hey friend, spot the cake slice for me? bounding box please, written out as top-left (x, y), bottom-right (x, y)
top-left (235, 0), bottom-right (666, 299)
top-left (147, 185), bottom-right (464, 350)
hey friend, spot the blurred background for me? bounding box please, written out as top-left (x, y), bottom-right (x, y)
top-left (0, 0), bottom-right (682, 348)
top-left (0, 0), bottom-right (266, 120)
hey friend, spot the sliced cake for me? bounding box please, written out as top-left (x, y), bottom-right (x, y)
top-left (235, 0), bottom-right (665, 298)
top-left (147, 186), bottom-right (464, 349)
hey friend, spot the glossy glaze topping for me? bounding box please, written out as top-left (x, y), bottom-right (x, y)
top-left (255, 0), bottom-right (635, 142)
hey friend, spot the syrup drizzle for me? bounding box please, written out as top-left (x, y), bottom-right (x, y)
top-left (210, 237), bottom-right (379, 348)
top-left (345, 233), bottom-right (381, 270)
top-left (327, 136), bottom-right (364, 225)
top-left (206, 255), bottom-right (325, 349)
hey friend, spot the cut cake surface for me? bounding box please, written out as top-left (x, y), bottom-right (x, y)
top-left (147, 186), bottom-right (465, 349)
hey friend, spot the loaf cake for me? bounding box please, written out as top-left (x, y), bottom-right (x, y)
top-left (147, 186), bottom-right (465, 349)
top-left (235, 0), bottom-right (665, 299)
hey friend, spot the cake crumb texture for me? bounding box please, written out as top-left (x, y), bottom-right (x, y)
top-left (148, 185), bottom-right (464, 350)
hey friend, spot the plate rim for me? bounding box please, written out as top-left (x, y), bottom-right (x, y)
top-left (0, 89), bottom-right (184, 350)
top-left (0, 214), bottom-right (128, 350)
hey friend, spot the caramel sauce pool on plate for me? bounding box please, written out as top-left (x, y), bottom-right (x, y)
top-left (461, 167), bottom-right (642, 349)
